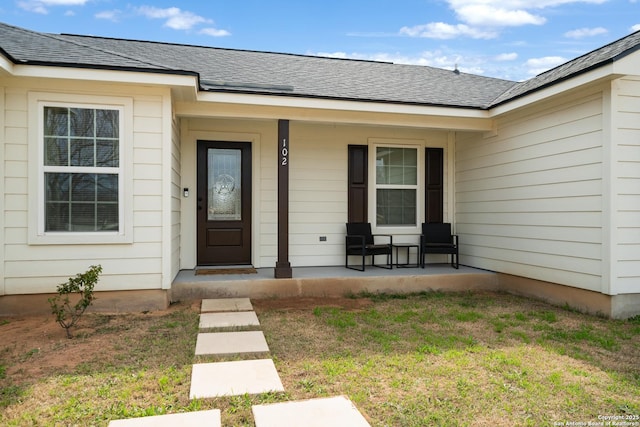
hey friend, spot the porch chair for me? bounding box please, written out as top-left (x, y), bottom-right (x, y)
top-left (420, 222), bottom-right (459, 269)
top-left (345, 222), bottom-right (393, 271)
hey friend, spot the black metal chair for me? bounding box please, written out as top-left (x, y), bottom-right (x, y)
top-left (345, 222), bottom-right (393, 271)
top-left (420, 223), bottom-right (459, 269)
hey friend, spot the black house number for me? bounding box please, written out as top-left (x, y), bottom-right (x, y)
top-left (281, 138), bottom-right (288, 166)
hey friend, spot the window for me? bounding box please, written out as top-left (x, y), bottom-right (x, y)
top-left (375, 146), bottom-right (418, 226)
top-left (28, 92), bottom-right (133, 244)
top-left (43, 106), bottom-right (120, 232)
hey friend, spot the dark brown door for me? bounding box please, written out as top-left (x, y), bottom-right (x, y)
top-left (197, 141), bottom-right (251, 265)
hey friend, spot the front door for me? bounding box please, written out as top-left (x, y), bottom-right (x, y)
top-left (197, 141), bottom-right (251, 265)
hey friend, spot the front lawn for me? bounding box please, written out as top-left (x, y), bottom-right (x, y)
top-left (1, 292), bottom-right (638, 426)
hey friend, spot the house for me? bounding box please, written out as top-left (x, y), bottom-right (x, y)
top-left (0, 22), bottom-right (638, 318)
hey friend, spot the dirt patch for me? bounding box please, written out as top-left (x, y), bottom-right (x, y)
top-left (252, 296), bottom-right (374, 312)
top-left (0, 301), bottom-right (199, 384)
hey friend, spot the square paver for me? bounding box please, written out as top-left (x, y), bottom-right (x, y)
top-left (252, 395), bottom-right (371, 427)
top-left (201, 298), bottom-right (253, 313)
top-left (195, 331), bottom-right (270, 356)
top-left (199, 311), bottom-right (260, 329)
top-left (108, 409), bottom-right (221, 427)
top-left (190, 359), bottom-right (284, 399)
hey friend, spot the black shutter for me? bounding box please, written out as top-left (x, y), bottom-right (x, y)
top-left (425, 147), bottom-right (444, 223)
top-left (348, 145), bottom-right (368, 223)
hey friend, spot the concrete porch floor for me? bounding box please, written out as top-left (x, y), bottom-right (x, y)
top-left (170, 264), bottom-right (499, 302)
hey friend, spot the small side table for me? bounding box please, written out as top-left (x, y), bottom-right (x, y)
top-left (393, 244), bottom-right (420, 268)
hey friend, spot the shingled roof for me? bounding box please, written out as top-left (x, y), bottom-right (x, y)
top-left (2, 22), bottom-right (640, 110)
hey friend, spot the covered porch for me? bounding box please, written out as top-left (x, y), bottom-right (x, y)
top-left (170, 264), bottom-right (499, 302)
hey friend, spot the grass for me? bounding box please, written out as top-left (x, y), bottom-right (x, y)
top-left (1, 292), bottom-right (639, 426)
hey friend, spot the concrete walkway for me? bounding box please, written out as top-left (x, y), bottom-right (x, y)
top-left (109, 297), bottom-right (370, 426)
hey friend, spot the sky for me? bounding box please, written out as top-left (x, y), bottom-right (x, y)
top-left (1, 0), bottom-right (639, 82)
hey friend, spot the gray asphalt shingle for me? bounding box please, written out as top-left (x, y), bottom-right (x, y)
top-left (2, 21), bottom-right (639, 110)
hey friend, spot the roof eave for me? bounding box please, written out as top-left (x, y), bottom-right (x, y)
top-left (490, 59), bottom-right (616, 109)
top-left (200, 87), bottom-right (491, 111)
top-left (0, 46), bottom-right (17, 75)
top-left (489, 62), bottom-right (619, 116)
top-left (5, 61), bottom-right (200, 89)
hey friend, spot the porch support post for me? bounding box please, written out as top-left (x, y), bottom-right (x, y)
top-left (275, 119), bottom-right (293, 278)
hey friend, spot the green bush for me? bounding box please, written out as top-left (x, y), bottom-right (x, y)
top-left (48, 265), bottom-right (102, 339)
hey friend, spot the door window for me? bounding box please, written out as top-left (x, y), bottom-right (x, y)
top-left (207, 148), bottom-right (242, 221)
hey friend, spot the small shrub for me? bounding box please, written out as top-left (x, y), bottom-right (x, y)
top-left (48, 265), bottom-right (102, 339)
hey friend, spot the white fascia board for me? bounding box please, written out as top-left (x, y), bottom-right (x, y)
top-left (10, 64), bottom-right (198, 88)
top-left (197, 91), bottom-right (489, 119)
top-left (613, 51), bottom-right (640, 76)
top-left (490, 64), bottom-right (619, 117)
top-left (0, 54), bottom-right (14, 76)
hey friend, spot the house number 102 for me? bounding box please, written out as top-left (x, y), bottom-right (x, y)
top-left (281, 138), bottom-right (288, 166)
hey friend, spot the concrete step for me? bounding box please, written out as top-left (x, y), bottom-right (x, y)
top-left (195, 331), bottom-right (270, 356)
top-left (252, 395), bottom-right (371, 427)
top-left (108, 409), bottom-right (221, 427)
top-left (199, 311), bottom-right (260, 329)
top-left (201, 298), bottom-right (253, 313)
top-left (190, 359), bottom-right (284, 399)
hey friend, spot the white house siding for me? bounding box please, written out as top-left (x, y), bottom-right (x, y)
top-left (456, 88), bottom-right (605, 293)
top-left (0, 84), bottom-right (5, 296)
top-left (170, 112), bottom-right (181, 286)
top-left (180, 118), bottom-right (449, 268)
top-left (612, 77), bottom-right (640, 294)
top-left (2, 77), bottom-right (170, 294)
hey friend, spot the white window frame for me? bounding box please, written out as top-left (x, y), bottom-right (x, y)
top-left (368, 138), bottom-right (424, 234)
top-left (28, 92), bottom-right (134, 245)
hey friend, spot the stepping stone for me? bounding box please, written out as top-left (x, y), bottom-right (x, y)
top-left (252, 395), bottom-right (371, 427)
top-left (190, 359), bottom-right (284, 399)
top-left (195, 331), bottom-right (270, 356)
top-left (201, 298), bottom-right (253, 313)
top-left (108, 409), bottom-right (221, 427)
top-left (199, 311), bottom-right (260, 329)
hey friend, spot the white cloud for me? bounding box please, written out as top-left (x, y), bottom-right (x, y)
top-left (525, 56), bottom-right (567, 75)
top-left (495, 52), bottom-right (518, 61)
top-left (401, 0), bottom-right (611, 41)
top-left (18, 0), bottom-right (87, 14)
top-left (135, 6), bottom-right (211, 31)
top-left (199, 28), bottom-right (231, 37)
top-left (40, 0), bottom-right (86, 4)
top-left (564, 27), bottom-right (608, 38)
top-left (400, 22), bottom-right (497, 39)
top-left (17, 1), bottom-right (47, 13)
top-left (95, 10), bottom-right (122, 22)
top-left (454, 4), bottom-right (546, 27)
top-left (632, 24), bottom-right (640, 32)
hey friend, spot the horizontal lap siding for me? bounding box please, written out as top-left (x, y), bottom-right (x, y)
top-left (2, 81), bottom-right (166, 294)
top-left (456, 92), bottom-right (604, 292)
top-left (614, 78), bottom-right (640, 294)
top-left (289, 123), bottom-right (346, 266)
top-left (171, 114), bottom-right (181, 281)
top-left (289, 123), bottom-right (448, 267)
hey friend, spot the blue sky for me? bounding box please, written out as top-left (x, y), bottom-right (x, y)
top-left (1, 0), bottom-right (639, 81)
